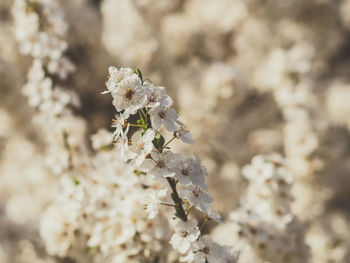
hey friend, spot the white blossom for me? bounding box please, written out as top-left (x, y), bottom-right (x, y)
top-left (22, 77), bottom-right (52, 107)
top-left (104, 66), bottom-right (134, 94)
top-left (32, 32), bottom-right (67, 59)
top-left (91, 129), bottom-right (113, 150)
top-left (114, 123), bottom-right (133, 161)
top-left (170, 219), bottom-right (200, 254)
top-left (175, 121), bottom-right (194, 144)
top-left (40, 204), bottom-right (80, 257)
top-left (129, 128), bottom-right (156, 166)
top-left (144, 80), bottom-right (173, 108)
top-left (111, 112), bottom-right (130, 140)
top-left (192, 235), bottom-right (233, 263)
top-left (110, 73), bottom-right (148, 115)
top-left (242, 155), bottom-right (275, 184)
top-left (48, 56), bottom-right (75, 80)
top-left (176, 155), bottom-right (207, 187)
top-left (39, 88), bottom-right (71, 115)
top-left (142, 151), bottom-right (182, 179)
top-left (149, 106), bottom-right (179, 132)
top-left (144, 188), bottom-right (167, 219)
top-left (179, 185), bottom-right (213, 213)
top-left (87, 218), bottom-right (136, 253)
top-left (44, 146), bottom-right (70, 175)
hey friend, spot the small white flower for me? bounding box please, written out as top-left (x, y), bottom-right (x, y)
top-left (40, 204), bottom-right (80, 257)
top-left (129, 128), bottom-right (155, 166)
top-left (44, 146), bottom-right (70, 175)
top-left (175, 121), bottom-right (194, 144)
top-left (149, 106), bottom-right (179, 132)
top-left (87, 219), bottom-right (136, 253)
top-left (193, 235), bottom-right (233, 263)
top-left (39, 87), bottom-right (71, 115)
top-left (27, 59), bottom-right (45, 82)
top-left (144, 188), bottom-right (167, 219)
top-left (144, 80), bottom-right (173, 108)
top-left (179, 185), bottom-right (213, 213)
top-left (177, 155), bottom-right (207, 187)
top-left (242, 155), bottom-right (275, 184)
top-left (111, 74), bottom-right (148, 114)
top-left (22, 60), bottom-right (52, 107)
top-left (114, 124), bottom-right (133, 161)
top-left (48, 56), bottom-right (75, 80)
top-left (170, 219), bottom-right (200, 254)
top-left (111, 112), bottom-right (129, 140)
top-left (103, 66), bottom-right (134, 94)
top-left (22, 77), bottom-right (52, 107)
top-left (207, 208), bottom-right (222, 223)
top-left (91, 129), bottom-right (113, 150)
top-left (32, 32), bottom-right (67, 59)
top-left (142, 151), bottom-right (182, 179)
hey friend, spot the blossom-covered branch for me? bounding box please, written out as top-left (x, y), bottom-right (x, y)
top-left (104, 66), bottom-right (236, 262)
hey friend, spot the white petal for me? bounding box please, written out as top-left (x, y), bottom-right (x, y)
top-left (143, 129), bottom-right (155, 141)
top-left (163, 119), bottom-right (177, 132)
top-left (151, 115), bottom-right (162, 130)
top-left (166, 108), bottom-right (179, 121)
top-left (108, 66), bottom-right (118, 76)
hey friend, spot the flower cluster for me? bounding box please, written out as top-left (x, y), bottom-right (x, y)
top-left (5, 0), bottom-right (350, 262)
top-left (105, 66), bottom-right (235, 262)
top-left (229, 154), bottom-right (309, 263)
top-left (12, 0), bottom-right (75, 113)
top-left (12, 0), bottom-right (80, 176)
top-left (40, 147), bottom-right (176, 262)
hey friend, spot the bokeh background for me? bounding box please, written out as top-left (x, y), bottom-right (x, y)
top-left (2, 0), bottom-right (350, 262)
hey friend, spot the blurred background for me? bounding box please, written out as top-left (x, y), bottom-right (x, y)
top-left (2, 0), bottom-right (350, 262)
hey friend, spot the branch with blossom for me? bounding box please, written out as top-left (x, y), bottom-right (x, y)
top-left (12, 0), bottom-right (85, 176)
top-left (229, 154), bottom-right (309, 263)
top-left (104, 66), bottom-right (236, 262)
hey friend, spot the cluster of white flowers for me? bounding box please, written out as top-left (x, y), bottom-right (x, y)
top-left (12, 0), bottom-right (75, 110)
top-left (11, 1), bottom-right (236, 261)
top-left (105, 66), bottom-right (236, 262)
top-left (229, 154), bottom-right (309, 263)
top-left (5, 0), bottom-right (350, 262)
top-left (40, 147), bottom-right (177, 262)
top-left (12, 0), bottom-right (79, 176)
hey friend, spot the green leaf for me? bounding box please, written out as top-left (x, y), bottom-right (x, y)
top-left (134, 68), bottom-right (143, 81)
top-left (153, 134), bottom-right (165, 150)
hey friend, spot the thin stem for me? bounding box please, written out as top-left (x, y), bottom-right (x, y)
top-left (128, 123), bottom-right (146, 128)
top-left (199, 217), bottom-right (209, 232)
top-left (160, 202), bottom-right (176, 207)
top-left (186, 205), bottom-right (193, 216)
top-left (166, 177), bottom-right (188, 222)
top-left (163, 136), bottom-right (176, 149)
top-left (141, 108), bottom-right (148, 119)
top-left (142, 108), bottom-right (150, 128)
top-left (138, 109), bottom-right (145, 123)
top-left (63, 130), bottom-right (73, 170)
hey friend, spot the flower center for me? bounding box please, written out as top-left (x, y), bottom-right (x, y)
top-left (138, 142), bottom-right (145, 150)
top-left (125, 88), bottom-right (135, 100)
top-left (203, 246), bottom-right (210, 254)
top-left (156, 159), bottom-right (165, 168)
top-left (149, 93), bottom-right (157, 103)
top-left (193, 189), bottom-right (201, 198)
top-left (182, 167), bottom-right (189, 176)
top-left (158, 110), bottom-right (166, 119)
top-left (180, 230), bottom-right (188, 238)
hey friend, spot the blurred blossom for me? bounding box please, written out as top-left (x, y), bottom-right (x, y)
top-left (1, 0), bottom-right (350, 262)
